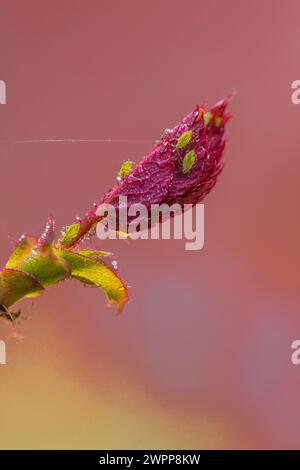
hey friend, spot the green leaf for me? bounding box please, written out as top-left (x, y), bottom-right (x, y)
top-left (14, 253), bottom-right (70, 287)
top-left (6, 220), bottom-right (71, 288)
top-left (58, 223), bottom-right (80, 247)
top-left (55, 249), bottom-right (128, 311)
top-left (76, 250), bottom-right (112, 258)
top-left (6, 234), bottom-right (37, 268)
top-left (0, 268), bottom-right (44, 308)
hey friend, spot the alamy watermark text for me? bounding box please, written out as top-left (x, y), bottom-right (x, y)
top-left (0, 80), bottom-right (6, 104)
top-left (95, 197), bottom-right (204, 251)
top-left (0, 340), bottom-right (6, 365)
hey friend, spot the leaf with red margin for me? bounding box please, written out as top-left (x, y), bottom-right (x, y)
top-left (0, 268), bottom-right (44, 308)
top-left (55, 249), bottom-right (128, 312)
top-left (6, 217), bottom-right (71, 288)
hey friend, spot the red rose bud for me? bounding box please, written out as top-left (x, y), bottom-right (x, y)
top-left (62, 96), bottom-right (231, 247)
top-left (0, 98), bottom-right (231, 317)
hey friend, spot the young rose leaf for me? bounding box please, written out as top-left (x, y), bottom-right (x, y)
top-left (6, 234), bottom-right (37, 268)
top-left (38, 214), bottom-right (55, 252)
top-left (75, 250), bottom-right (112, 258)
top-left (14, 253), bottom-right (70, 288)
top-left (0, 268), bottom-right (44, 308)
top-left (58, 223), bottom-right (81, 247)
top-left (55, 249), bottom-right (128, 311)
top-left (6, 218), bottom-right (71, 288)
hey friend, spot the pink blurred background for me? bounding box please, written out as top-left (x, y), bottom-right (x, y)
top-left (1, 0), bottom-right (300, 449)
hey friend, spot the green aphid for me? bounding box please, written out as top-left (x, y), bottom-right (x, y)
top-left (117, 160), bottom-right (134, 181)
top-left (182, 150), bottom-right (197, 174)
top-left (203, 111), bottom-right (213, 127)
top-left (176, 130), bottom-right (192, 149)
top-left (214, 116), bottom-right (223, 128)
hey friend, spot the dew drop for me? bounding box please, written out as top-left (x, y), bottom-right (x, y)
top-left (112, 260), bottom-right (118, 270)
